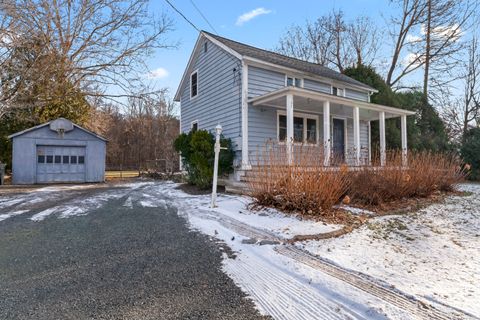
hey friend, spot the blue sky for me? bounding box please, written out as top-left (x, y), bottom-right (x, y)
top-left (145, 1), bottom-right (401, 97)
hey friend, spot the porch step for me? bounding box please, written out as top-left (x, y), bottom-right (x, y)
top-left (219, 178), bottom-right (250, 195)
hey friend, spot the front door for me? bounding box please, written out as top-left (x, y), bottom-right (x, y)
top-left (332, 119), bottom-right (345, 163)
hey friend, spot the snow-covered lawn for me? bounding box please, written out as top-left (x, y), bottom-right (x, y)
top-left (298, 183), bottom-right (480, 318)
top-left (1, 180), bottom-right (477, 319)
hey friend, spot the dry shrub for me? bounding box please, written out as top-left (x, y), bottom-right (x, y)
top-left (248, 142), bottom-right (350, 215)
top-left (349, 150), bottom-right (466, 205)
top-left (248, 142), bottom-right (466, 213)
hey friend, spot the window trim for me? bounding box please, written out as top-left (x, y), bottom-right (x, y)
top-left (190, 69), bottom-right (199, 99)
top-left (190, 120), bottom-right (199, 132)
top-left (332, 86), bottom-right (346, 97)
top-left (285, 75), bottom-right (304, 88)
top-left (276, 110), bottom-right (319, 146)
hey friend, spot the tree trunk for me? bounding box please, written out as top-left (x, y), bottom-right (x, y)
top-left (423, 0), bottom-right (432, 99)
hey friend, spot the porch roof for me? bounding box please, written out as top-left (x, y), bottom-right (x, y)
top-left (248, 87), bottom-right (416, 120)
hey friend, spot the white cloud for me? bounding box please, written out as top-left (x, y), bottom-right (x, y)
top-left (420, 23), bottom-right (462, 41)
top-left (406, 34), bottom-right (422, 43)
top-left (403, 52), bottom-right (423, 67)
top-left (236, 8), bottom-right (272, 26)
top-left (146, 67), bottom-right (169, 79)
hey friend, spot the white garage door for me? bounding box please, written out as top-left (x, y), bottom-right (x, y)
top-left (36, 146), bottom-right (86, 183)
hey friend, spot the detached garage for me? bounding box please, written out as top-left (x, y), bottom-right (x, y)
top-left (8, 118), bottom-right (107, 184)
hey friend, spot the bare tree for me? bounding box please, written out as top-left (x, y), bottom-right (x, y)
top-left (0, 0), bottom-right (174, 119)
top-left (385, 0), bottom-right (475, 97)
top-left (103, 91), bottom-right (179, 171)
top-left (347, 16), bottom-right (380, 67)
top-left (276, 11), bottom-right (378, 72)
top-left (277, 19), bottom-right (335, 67)
top-left (443, 36), bottom-right (480, 141)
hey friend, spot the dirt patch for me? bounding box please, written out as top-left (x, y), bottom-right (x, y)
top-left (176, 183), bottom-right (225, 195)
top-left (350, 190), bottom-right (467, 215)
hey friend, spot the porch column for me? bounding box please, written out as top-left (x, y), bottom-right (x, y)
top-left (379, 111), bottom-right (386, 166)
top-left (401, 114), bottom-right (408, 167)
top-left (353, 106), bottom-right (361, 166)
top-left (286, 94), bottom-right (294, 165)
top-left (241, 60), bottom-right (250, 170)
top-left (323, 100), bottom-right (330, 166)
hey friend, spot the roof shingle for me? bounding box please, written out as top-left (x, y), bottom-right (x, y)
top-left (204, 31), bottom-right (376, 92)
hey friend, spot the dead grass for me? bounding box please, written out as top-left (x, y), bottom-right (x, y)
top-left (248, 142), bottom-right (350, 216)
top-left (349, 150), bottom-right (466, 206)
top-left (248, 143), bottom-right (466, 219)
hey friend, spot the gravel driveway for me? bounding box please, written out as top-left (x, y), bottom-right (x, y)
top-left (0, 182), bottom-right (268, 320)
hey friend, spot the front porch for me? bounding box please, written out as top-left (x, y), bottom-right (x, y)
top-left (241, 86), bottom-right (415, 169)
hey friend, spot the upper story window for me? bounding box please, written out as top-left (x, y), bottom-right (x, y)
top-left (286, 76), bottom-right (303, 88)
top-left (332, 86), bottom-right (344, 97)
top-left (190, 70), bottom-right (198, 99)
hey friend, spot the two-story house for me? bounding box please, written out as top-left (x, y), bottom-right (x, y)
top-left (174, 31), bottom-right (414, 181)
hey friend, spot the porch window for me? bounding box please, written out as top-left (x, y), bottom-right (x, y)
top-left (293, 117), bottom-right (304, 142)
top-left (279, 115), bottom-right (287, 141)
top-left (277, 113), bottom-right (318, 144)
top-left (306, 118), bottom-right (317, 144)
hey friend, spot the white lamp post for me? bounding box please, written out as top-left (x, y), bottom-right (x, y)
top-left (211, 124), bottom-right (223, 208)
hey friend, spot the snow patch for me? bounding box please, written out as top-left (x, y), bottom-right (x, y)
top-left (0, 210), bottom-right (30, 222)
top-left (299, 183), bottom-right (480, 317)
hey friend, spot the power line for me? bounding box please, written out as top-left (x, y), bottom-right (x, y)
top-left (189, 0), bottom-right (218, 35)
top-left (163, 0), bottom-right (200, 32)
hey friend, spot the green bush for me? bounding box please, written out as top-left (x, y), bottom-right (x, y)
top-left (174, 130), bottom-right (235, 189)
top-left (461, 128), bottom-right (480, 180)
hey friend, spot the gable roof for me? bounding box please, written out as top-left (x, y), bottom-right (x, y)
top-left (174, 32), bottom-right (377, 101)
top-left (205, 32), bottom-right (377, 91)
top-left (8, 118), bottom-right (108, 142)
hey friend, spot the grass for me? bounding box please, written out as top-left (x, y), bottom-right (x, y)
top-left (105, 171), bottom-right (140, 179)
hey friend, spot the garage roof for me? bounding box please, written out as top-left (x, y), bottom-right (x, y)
top-left (8, 118), bottom-right (108, 142)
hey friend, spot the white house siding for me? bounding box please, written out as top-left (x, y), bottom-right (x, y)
top-left (345, 88), bottom-right (369, 102)
top-left (180, 38), bottom-right (242, 150)
top-left (247, 66), bottom-right (285, 98)
top-left (303, 79), bottom-right (331, 94)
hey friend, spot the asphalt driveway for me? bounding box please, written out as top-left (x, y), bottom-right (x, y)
top-left (0, 182), bottom-right (267, 320)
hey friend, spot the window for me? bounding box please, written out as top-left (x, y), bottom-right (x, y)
top-left (63, 155), bottom-right (70, 164)
top-left (293, 117), bottom-right (304, 142)
top-left (286, 76), bottom-right (303, 88)
top-left (204, 42), bottom-right (208, 53)
top-left (38, 155), bottom-right (45, 163)
top-left (54, 155), bottom-right (61, 163)
top-left (190, 71), bottom-right (198, 98)
top-left (332, 86), bottom-right (344, 97)
top-left (191, 121), bottom-right (198, 132)
top-left (46, 155), bottom-right (53, 164)
top-left (279, 115), bottom-right (287, 141)
top-left (71, 155), bottom-right (77, 164)
top-left (78, 156), bottom-right (85, 164)
top-left (306, 119), bottom-right (317, 144)
top-left (278, 113), bottom-right (318, 144)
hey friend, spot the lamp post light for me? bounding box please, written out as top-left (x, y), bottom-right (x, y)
top-left (211, 124), bottom-right (223, 208)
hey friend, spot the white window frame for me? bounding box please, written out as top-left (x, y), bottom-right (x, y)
top-left (190, 69), bottom-right (199, 100)
top-left (276, 110), bottom-right (319, 146)
top-left (190, 120), bottom-right (199, 132)
top-left (331, 86), bottom-right (346, 97)
top-left (285, 75), bottom-right (304, 88)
